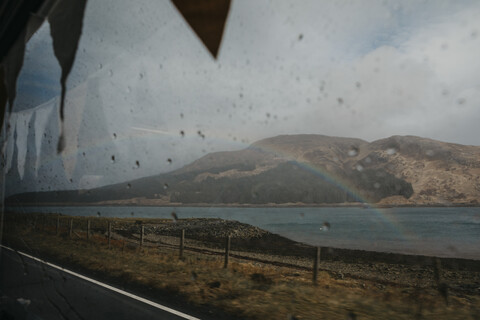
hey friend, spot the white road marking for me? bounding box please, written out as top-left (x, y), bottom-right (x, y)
top-left (1, 245), bottom-right (200, 320)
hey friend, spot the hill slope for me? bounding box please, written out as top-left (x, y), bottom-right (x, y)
top-left (7, 134), bottom-right (480, 206)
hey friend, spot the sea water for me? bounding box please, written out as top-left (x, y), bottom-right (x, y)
top-left (7, 206), bottom-right (480, 259)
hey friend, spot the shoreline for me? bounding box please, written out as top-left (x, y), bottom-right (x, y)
top-left (6, 202), bottom-right (480, 208)
top-left (6, 208), bottom-right (480, 261)
top-left (7, 212), bottom-right (480, 267)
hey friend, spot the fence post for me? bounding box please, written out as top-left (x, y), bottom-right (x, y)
top-left (224, 236), bottom-right (231, 269)
top-left (87, 220), bottom-right (91, 240)
top-left (313, 247), bottom-right (321, 284)
top-left (140, 225), bottom-right (144, 247)
top-left (433, 257), bottom-right (449, 305)
top-left (69, 219), bottom-right (73, 238)
top-left (56, 216), bottom-right (60, 236)
top-left (179, 229), bottom-right (185, 260)
top-left (433, 257), bottom-right (442, 283)
top-left (108, 221), bottom-right (111, 249)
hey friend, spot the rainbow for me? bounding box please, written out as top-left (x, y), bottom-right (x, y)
top-left (249, 141), bottom-right (413, 241)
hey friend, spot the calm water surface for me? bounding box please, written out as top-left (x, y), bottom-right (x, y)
top-left (8, 206), bottom-right (480, 259)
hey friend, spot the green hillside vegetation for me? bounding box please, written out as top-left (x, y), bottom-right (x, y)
top-left (168, 162), bottom-right (413, 204)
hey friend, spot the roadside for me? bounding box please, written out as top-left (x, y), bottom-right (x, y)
top-left (2, 214), bottom-right (480, 319)
top-left (0, 247), bottom-right (202, 320)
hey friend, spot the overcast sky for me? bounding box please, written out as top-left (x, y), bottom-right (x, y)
top-left (7, 0), bottom-right (480, 192)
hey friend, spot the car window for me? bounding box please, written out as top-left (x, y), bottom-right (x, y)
top-left (2, 1), bottom-right (480, 319)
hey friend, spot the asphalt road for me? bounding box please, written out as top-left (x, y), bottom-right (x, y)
top-left (0, 246), bottom-right (201, 320)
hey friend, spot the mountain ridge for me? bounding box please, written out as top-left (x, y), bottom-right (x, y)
top-left (7, 134), bottom-right (480, 206)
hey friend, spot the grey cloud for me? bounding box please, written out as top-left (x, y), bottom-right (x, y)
top-left (6, 0), bottom-right (480, 195)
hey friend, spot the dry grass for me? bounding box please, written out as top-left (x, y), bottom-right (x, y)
top-left (3, 217), bottom-right (480, 320)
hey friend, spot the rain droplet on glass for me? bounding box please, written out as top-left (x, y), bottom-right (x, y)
top-left (386, 148), bottom-right (396, 155)
top-left (171, 211), bottom-right (178, 222)
top-left (348, 147), bottom-right (359, 157)
top-left (320, 222), bottom-right (330, 231)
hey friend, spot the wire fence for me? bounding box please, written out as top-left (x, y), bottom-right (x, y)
top-left (4, 212), bottom-right (480, 286)
top-left (4, 212), bottom-right (324, 283)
